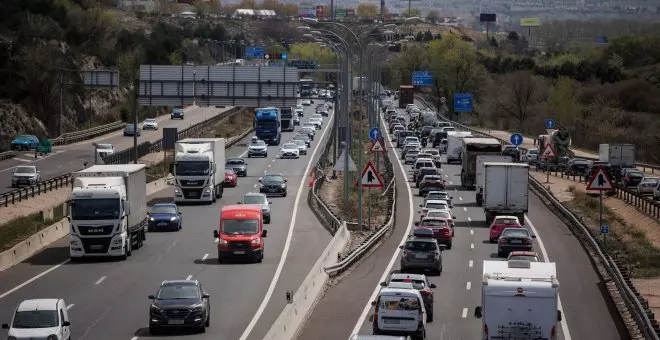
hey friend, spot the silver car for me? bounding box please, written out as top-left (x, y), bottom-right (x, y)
top-left (292, 139), bottom-right (308, 155)
top-left (238, 193), bottom-right (271, 224)
top-left (638, 177), bottom-right (660, 195)
top-left (11, 165), bottom-right (40, 188)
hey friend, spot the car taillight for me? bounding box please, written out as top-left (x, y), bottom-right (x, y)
top-left (421, 290), bottom-right (431, 295)
top-left (499, 238), bottom-right (507, 244)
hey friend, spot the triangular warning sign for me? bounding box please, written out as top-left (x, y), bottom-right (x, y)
top-left (370, 140), bottom-right (385, 153)
top-left (541, 143), bottom-right (557, 158)
top-left (586, 167), bottom-right (615, 191)
top-left (357, 161), bottom-right (384, 188)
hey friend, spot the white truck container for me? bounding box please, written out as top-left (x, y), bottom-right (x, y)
top-left (599, 143), bottom-right (635, 167)
top-left (475, 260), bottom-right (561, 340)
top-left (173, 138), bottom-right (226, 203)
top-left (483, 162), bottom-right (529, 224)
top-left (475, 156), bottom-right (513, 206)
top-left (446, 131), bottom-right (472, 164)
top-left (69, 164), bottom-right (147, 260)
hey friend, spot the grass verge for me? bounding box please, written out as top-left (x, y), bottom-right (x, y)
top-left (0, 204), bottom-right (65, 252)
top-left (565, 190), bottom-right (660, 278)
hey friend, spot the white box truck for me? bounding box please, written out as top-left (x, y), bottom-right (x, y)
top-left (599, 144), bottom-right (635, 168)
top-left (173, 138), bottom-right (226, 203)
top-left (475, 260), bottom-right (562, 340)
top-left (69, 164), bottom-right (147, 260)
top-left (446, 131), bottom-right (472, 164)
top-left (475, 156), bottom-right (513, 206)
top-left (483, 162), bottom-right (529, 224)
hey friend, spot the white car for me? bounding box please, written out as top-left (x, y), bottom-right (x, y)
top-left (302, 124), bottom-right (316, 134)
top-left (142, 118), bottom-right (158, 130)
top-left (295, 108), bottom-right (304, 117)
top-left (96, 143), bottom-right (115, 157)
top-left (279, 143), bottom-right (300, 159)
top-left (2, 298), bottom-right (71, 340)
top-left (247, 139), bottom-right (268, 158)
top-left (292, 139), bottom-right (308, 155)
top-left (301, 99), bottom-right (312, 106)
top-left (638, 177), bottom-right (660, 195)
top-left (419, 199), bottom-right (451, 219)
top-left (311, 113), bottom-right (323, 120)
top-left (308, 119), bottom-right (322, 130)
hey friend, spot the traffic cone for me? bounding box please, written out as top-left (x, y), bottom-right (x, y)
top-left (309, 170), bottom-right (316, 187)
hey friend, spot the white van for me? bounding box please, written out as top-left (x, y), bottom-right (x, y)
top-left (2, 298), bottom-right (71, 340)
top-left (371, 287), bottom-right (426, 339)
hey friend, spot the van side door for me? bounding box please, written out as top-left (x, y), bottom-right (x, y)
top-left (59, 303), bottom-right (71, 340)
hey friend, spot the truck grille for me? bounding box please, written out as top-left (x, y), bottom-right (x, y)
top-left (81, 237), bottom-right (112, 253)
top-left (78, 225), bottom-right (114, 236)
top-left (229, 241), bottom-right (250, 250)
top-left (180, 180), bottom-right (205, 187)
top-left (182, 189), bottom-right (203, 199)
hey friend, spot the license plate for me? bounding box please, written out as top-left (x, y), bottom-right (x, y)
top-left (234, 251), bottom-right (246, 255)
top-left (415, 253), bottom-right (427, 259)
top-left (511, 240), bottom-right (522, 244)
top-left (90, 245), bottom-right (102, 250)
top-left (168, 319), bottom-right (184, 325)
top-left (269, 189), bottom-right (278, 192)
top-left (158, 222), bottom-right (168, 226)
top-left (384, 319), bottom-right (400, 324)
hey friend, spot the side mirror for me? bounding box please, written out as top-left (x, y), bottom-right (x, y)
top-left (438, 244), bottom-right (448, 252)
top-left (557, 310), bottom-right (562, 321)
top-left (37, 170), bottom-right (40, 173)
top-left (62, 321), bottom-right (71, 327)
top-left (419, 204), bottom-right (423, 207)
top-left (262, 230), bottom-right (268, 237)
top-left (258, 178), bottom-right (263, 182)
top-left (213, 230), bottom-right (219, 238)
top-left (453, 216), bottom-right (457, 219)
top-left (1, 324), bottom-right (8, 329)
top-left (429, 283), bottom-right (437, 288)
top-left (268, 201), bottom-right (272, 205)
top-left (178, 212), bottom-right (183, 215)
top-left (380, 282), bottom-right (387, 287)
top-left (474, 306), bottom-right (483, 318)
top-left (202, 294), bottom-right (210, 299)
top-left (449, 205), bottom-right (454, 208)
top-left (398, 245), bottom-right (404, 249)
top-left (236, 201), bottom-right (242, 204)
top-left (531, 235), bottom-right (537, 239)
top-left (148, 295), bottom-right (155, 299)
top-left (371, 301), bottom-right (377, 306)
top-left (414, 222), bottom-right (419, 226)
top-left (284, 179), bottom-right (288, 182)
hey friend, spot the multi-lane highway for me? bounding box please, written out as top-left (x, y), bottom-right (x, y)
top-left (0, 104), bottom-right (334, 340)
top-left (299, 104), bottom-right (629, 340)
top-left (0, 106), bottom-right (232, 194)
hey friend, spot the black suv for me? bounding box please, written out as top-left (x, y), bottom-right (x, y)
top-left (148, 280), bottom-right (210, 334)
top-left (501, 145), bottom-right (520, 162)
top-left (259, 173), bottom-right (288, 197)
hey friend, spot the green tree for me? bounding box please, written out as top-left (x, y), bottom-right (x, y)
top-left (545, 76), bottom-right (579, 127)
top-left (289, 43), bottom-right (336, 64)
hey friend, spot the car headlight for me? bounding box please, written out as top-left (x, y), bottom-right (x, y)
top-left (170, 216), bottom-right (177, 221)
top-left (111, 238), bottom-right (123, 245)
top-left (150, 305), bottom-right (162, 313)
top-left (251, 238), bottom-right (261, 245)
top-left (281, 184), bottom-right (286, 188)
top-left (70, 238), bottom-right (81, 246)
top-left (149, 217), bottom-right (155, 221)
top-left (191, 303), bottom-right (203, 311)
top-left (259, 183), bottom-right (264, 188)
top-left (217, 238), bottom-right (228, 246)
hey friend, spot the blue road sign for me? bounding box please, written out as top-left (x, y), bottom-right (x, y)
top-left (601, 224), bottom-right (609, 234)
top-left (369, 127), bottom-right (381, 141)
top-left (510, 133), bottom-right (523, 146)
top-left (245, 46), bottom-right (265, 58)
top-left (545, 119), bottom-right (555, 129)
top-left (595, 36), bottom-right (608, 44)
top-left (281, 53), bottom-right (287, 60)
top-left (453, 93), bottom-right (473, 113)
top-left (412, 71), bottom-right (433, 86)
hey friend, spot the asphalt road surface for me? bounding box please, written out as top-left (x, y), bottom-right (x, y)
top-left (298, 103), bottom-right (629, 340)
top-left (0, 104), bottom-right (334, 340)
top-left (0, 106), bottom-right (233, 194)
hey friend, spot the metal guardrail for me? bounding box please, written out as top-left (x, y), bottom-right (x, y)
top-left (0, 151), bottom-right (17, 161)
top-left (413, 95), bottom-right (659, 338)
top-left (50, 121), bottom-right (125, 146)
top-left (0, 108), bottom-right (247, 208)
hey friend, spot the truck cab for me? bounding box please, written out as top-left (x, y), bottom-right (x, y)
top-left (173, 138), bottom-right (225, 203)
top-left (254, 107), bottom-right (281, 145)
top-left (213, 205), bottom-right (267, 263)
top-left (279, 106), bottom-right (295, 132)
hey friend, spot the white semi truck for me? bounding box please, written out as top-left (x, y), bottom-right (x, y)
top-left (599, 143), bottom-right (635, 168)
top-left (446, 131), bottom-right (472, 164)
top-left (483, 162), bottom-right (529, 224)
top-left (173, 138), bottom-right (226, 203)
top-left (475, 260), bottom-right (562, 340)
top-left (475, 156), bottom-right (513, 206)
top-left (69, 164), bottom-right (147, 260)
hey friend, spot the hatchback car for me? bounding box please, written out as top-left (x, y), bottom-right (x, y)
top-left (381, 273), bottom-right (437, 322)
top-left (489, 216), bottom-right (522, 242)
top-left (638, 177), bottom-right (659, 195)
top-left (171, 107), bottom-right (184, 119)
top-left (148, 203), bottom-right (183, 231)
top-left (142, 118), bottom-right (158, 130)
top-left (225, 158), bottom-right (247, 177)
top-left (399, 234), bottom-right (444, 275)
top-left (2, 298), bottom-right (71, 340)
top-left (247, 139), bottom-right (268, 158)
top-left (419, 200), bottom-right (450, 220)
top-left (238, 192), bottom-right (271, 223)
top-left (292, 134), bottom-right (311, 147)
top-left (299, 127), bottom-right (315, 140)
top-left (123, 124), bottom-right (141, 136)
top-left (148, 280), bottom-right (210, 334)
top-left (497, 228), bottom-right (536, 257)
top-left (96, 143), bottom-right (115, 157)
top-left (224, 168), bottom-right (238, 187)
top-left (423, 209), bottom-right (456, 228)
top-left (279, 142), bottom-right (300, 159)
top-left (418, 175), bottom-right (446, 196)
top-left (292, 139), bottom-right (308, 155)
top-left (425, 191), bottom-right (452, 205)
top-left (259, 173), bottom-right (288, 197)
top-left (415, 217), bottom-right (453, 248)
top-left (10, 134), bottom-right (40, 151)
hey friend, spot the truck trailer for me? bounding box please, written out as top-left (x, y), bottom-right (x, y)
top-left (483, 162), bottom-right (529, 224)
top-left (398, 85), bottom-right (414, 108)
top-left (599, 143), bottom-right (635, 168)
top-left (475, 260), bottom-right (561, 340)
top-left (475, 155), bottom-right (513, 206)
top-left (446, 131), bottom-right (472, 164)
top-left (279, 106), bottom-right (295, 132)
top-left (173, 138), bottom-right (226, 203)
top-left (460, 138), bottom-right (503, 189)
top-left (69, 164), bottom-right (147, 260)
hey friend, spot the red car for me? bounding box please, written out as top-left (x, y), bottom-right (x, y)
top-left (489, 216), bottom-right (522, 242)
top-left (415, 217), bottom-right (453, 249)
top-left (224, 168), bottom-right (237, 187)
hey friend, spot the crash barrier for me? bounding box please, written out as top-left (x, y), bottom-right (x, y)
top-left (414, 94), bottom-right (660, 338)
top-left (0, 151), bottom-right (17, 161)
top-left (51, 121), bottom-right (125, 146)
top-left (0, 108), bottom-right (249, 208)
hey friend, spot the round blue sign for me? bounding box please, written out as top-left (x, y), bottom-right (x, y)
top-left (545, 119), bottom-right (556, 129)
top-left (369, 128), bottom-right (381, 141)
top-left (510, 133), bottom-right (523, 146)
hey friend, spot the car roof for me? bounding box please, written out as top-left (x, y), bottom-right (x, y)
top-left (390, 273), bottom-right (426, 281)
top-left (495, 215), bottom-right (519, 220)
top-left (152, 203), bottom-right (177, 208)
top-left (406, 236), bottom-right (437, 243)
top-left (161, 279), bottom-right (198, 287)
top-left (421, 216), bottom-right (449, 221)
top-left (264, 173), bottom-right (284, 177)
top-left (386, 282), bottom-right (416, 290)
top-left (509, 251), bottom-right (538, 257)
top-left (426, 199), bottom-right (448, 204)
top-left (243, 192), bottom-right (266, 197)
top-left (17, 299), bottom-right (61, 312)
top-left (415, 158), bottom-right (433, 162)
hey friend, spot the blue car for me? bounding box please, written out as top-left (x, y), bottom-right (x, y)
top-left (147, 203), bottom-right (182, 232)
top-left (171, 107), bottom-right (184, 119)
top-left (11, 134), bottom-right (39, 151)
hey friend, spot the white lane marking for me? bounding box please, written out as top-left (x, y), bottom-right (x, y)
top-left (463, 207), bottom-right (467, 212)
top-left (201, 253), bottom-right (209, 261)
top-left (130, 337), bottom-right (139, 340)
top-left (458, 196), bottom-right (463, 201)
top-left (351, 116), bottom-right (416, 336)
top-left (253, 183), bottom-right (258, 188)
top-left (469, 260), bottom-right (474, 268)
top-left (526, 216), bottom-right (572, 340)
top-left (461, 307), bottom-right (468, 318)
top-left (239, 150), bottom-right (248, 158)
top-left (66, 304), bottom-right (75, 310)
top-left (239, 114), bottom-right (334, 340)
top-left (449, 181), bottom-right (453, 185)
top-left (268, 164), bottom-right (271, 168)
top-left (466, 282), bottom-right (472, 290)
top-left (467, 217), bottom-right (472, 222)
top-left (470, 229), bottom-right (474, 236)
top-left (272, 159), bottom-right (276, 162)
top-left (0, 259), bottom-right (70, 300)
top-left (186, 274), bottom-right (193, 280)
top-left (470, 243), bottom-right (475, 249)
top-left (95, 276), bottom-right (106, 285)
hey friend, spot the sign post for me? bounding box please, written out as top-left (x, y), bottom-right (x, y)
top-left (358, 161), bottom-right (384, 231)
top-left (540, 143), bottom-right (557, 183)
top-left (600, 224), bottom-right (609, 248)
top-left (586, 166), bottom-right (615, 249)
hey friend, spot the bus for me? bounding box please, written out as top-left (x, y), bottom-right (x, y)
top-left (300, 78), bottom-right (313, 97)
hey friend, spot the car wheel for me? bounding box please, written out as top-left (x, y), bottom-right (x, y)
top-left (283, 191), bottom-right (287, 197)
top-left (427, 310), bottom-right (434, 322)
top-left (205, 314), bottom-right (210, 327)
top-left (248, 154), bottom-right (251, 158)
top-left (149, 326), bottom-right (159, 335)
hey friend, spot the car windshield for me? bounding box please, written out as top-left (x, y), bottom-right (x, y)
top-left (420, 220), bottom-right (448, 227)
top-left (14, 166), bottom-right (35, 174)
top-left (221, 219), bottom-right (259, 235)
top-left (242, 195), bottom-right (266, 204)
top-left (226, 159), bottom-right (245, 165)
top-left (283, 143), bottom-right (297, 149)
top-left (378, 296), bottom-right (420, 311)
top-left (156, 284), bottom-right (199, 300)
top-left (145, 119), bottom-right (156, 123)
top-left (427, 211), bottom-right (451, 219)
top-left (426, 203), bottom-right (447, 210)
top-left (11, 310), bottom-right (58, 328)
top-left (423, 176), bottom-right (442, 181)
top-left (293, 140), bottom-right (306, 146)
top-left (390, 279), bottom-right (425, 290)
top-left (150, 205), bottom-right (177, 214)
top-left (263, 175), bottom-right (284, 183)
top-left (251, 140), bottom-right (266, 146)
top-left (225, 168), bottom-right (235, 175)
top-left (405, 241), bottom-right (437, 251)
top-left (494, 218), bottom-right (519, 225)
top-left (97, 144), bottom-right (112, 150)
top-left (502, 229), bottom-right (530, 238)
top-left (509, 255), bottom-right (539, 262)
top-left (294, 135), bottom-right (309, 141)
top-left (425, 150), bottom-right (439, 155)
top-left (15, 135), bottom-right (34, 141)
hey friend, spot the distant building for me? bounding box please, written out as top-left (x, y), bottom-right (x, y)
top-left (118, 0), bottom-right (158, 12)
top-left (233, 8), bottom-right (255, 17)
top-left (257, 9), bottom-right (277, 18)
